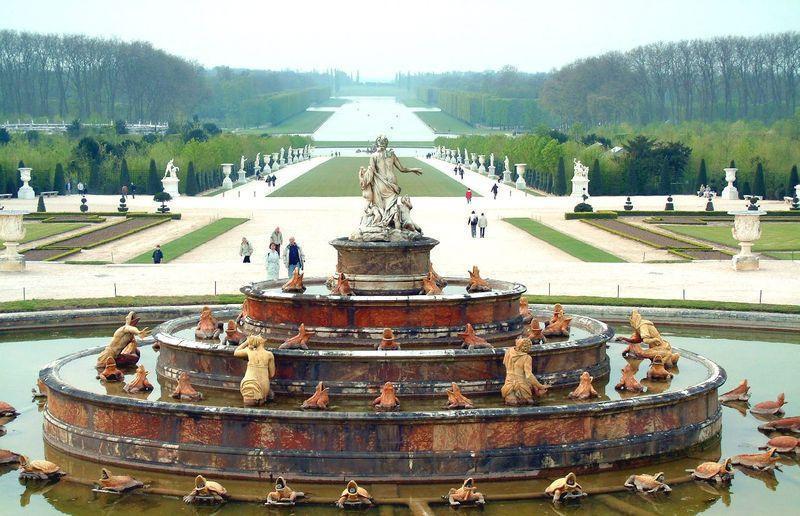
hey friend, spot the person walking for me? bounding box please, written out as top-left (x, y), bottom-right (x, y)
top-left (270, 227), bottom-right (283, 256)
top-left (240, 237), bottom-right (254, 263)
top-left (130, 181), bottom-right (136, 199)
top-left (478, 212), bottom-right (488, 238)
top-left (283, 237), bottom-right (306, 276)
top-left (152, 245), bottom-right (164, 264)
top-left (465, 188), bottom-right (473, 204)
top-left (468, 211), bottom-right (478, 238)
top-left (490, 183), bottom-right (499, 200)
top-left (77, 181), bottom-right (84, 196)
top-left (266, 242), bottom-right (280, 280)
top-left (65, 178), bottom-right (72, 195)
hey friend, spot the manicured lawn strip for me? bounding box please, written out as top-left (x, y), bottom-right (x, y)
top-left (583, 219), bottom-right (709, 250)
top-left (764, 251), bottom-right (799, 260)
top-left (505, 218), bottom-right (625, 263)
top-left (41, 217), bottom-right (169, 250)
top-left (1, 293), bottom-right (798, 315)
top-left (402, 98), bottom-right (430, 108)
top-left (414, 111), bottom-right (477, 133)
top-left (0, 222), bottom-right (87, 248)
top-left (268, 157), bottom-right (474, 197)
top-left (264, 111), bottom-right (333, 134)
top-left (661, 222), bottom-right (800, 252)
top-left (126, 218), bottom-right (249, 263)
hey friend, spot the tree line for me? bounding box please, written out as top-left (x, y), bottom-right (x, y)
top-left (540, 32), bottom-right (800, 126)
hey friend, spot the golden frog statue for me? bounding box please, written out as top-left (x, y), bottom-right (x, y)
top-left (96, 311), bottom-right (150, 368)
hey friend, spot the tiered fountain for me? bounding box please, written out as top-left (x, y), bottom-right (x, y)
top-left (40, 137), bottom-right (724, 485)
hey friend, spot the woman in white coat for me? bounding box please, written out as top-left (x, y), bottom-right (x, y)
top-left (266, 242), bottom-right (281, 280)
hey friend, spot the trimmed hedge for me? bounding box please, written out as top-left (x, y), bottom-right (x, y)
top-left (616, 210), bottom-right (800, 218)
top-left (564, 211), bottom-right (618, 220)
top-left (25, 211), bottom-right (181, 220)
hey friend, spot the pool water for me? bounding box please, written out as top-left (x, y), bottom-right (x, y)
top-left (1, 324), bottom-right (799, 514)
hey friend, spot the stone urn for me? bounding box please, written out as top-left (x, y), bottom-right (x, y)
top-left (0, 210), bottom-right (28, 271)
top-left (17, 168), bottom-right (35, 200)
top-left (470, 153), bottom-right (478, 172)
top-left (721, 167), bottom-right (739, 200)
top-left (515, 164), bottom-right (528, 189)
top-left (221, 163), bottom-right (234, 190)
top-left (728, 204), bottom-right (766, 271)
top-left (478, 155), bottom-right (487, 174)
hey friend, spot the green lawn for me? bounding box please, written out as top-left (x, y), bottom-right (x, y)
top-left (414, 111), bottom-right (478, 134)
top-left (401, 98), bottom-right (430, 108)
top-left (505, 218), bottom-right (625, 263)
top-left (126, 218), bottom-right (248, 263)
top-left (263, 111), bottom-right (333, 134)
top-left (313, 98), bottom-right (349, 107)
top-left (1, 222), bottom-right (87, 248)
top-left (662, 222), bottom-right (800, 252)
top-left (268, 157), bottom-right (474, 197)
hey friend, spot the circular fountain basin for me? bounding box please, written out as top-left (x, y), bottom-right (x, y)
top-left (240, 277), bottom-right (527, 348)
top-left (155, 309), bottom-right (612, 396)
top-left (41, 342), bottom-right (724, 482)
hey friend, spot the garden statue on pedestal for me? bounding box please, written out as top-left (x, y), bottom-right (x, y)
top-left (350, 135), bottom-right (425, 242)
top-left (237, 155), bottom-right (247, 184)
top-left (570, 159), bottom-right (590, 199)
top-left (503, 156), bottom-right (513, 185)
top-left (488, 153), bottom-right (497, 179)
top-left (161, 159), bottom-right (180, 198)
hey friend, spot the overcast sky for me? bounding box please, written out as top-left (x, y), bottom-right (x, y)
top-left (3, 0), bottom-right (799, 80)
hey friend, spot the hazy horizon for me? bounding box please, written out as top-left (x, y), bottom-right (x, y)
top-left (3, 0), bottom-right (800, 81)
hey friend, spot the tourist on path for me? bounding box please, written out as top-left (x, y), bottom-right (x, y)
top-left (468, 211), bottom-right (478, 238)
top-left (478, 213), bottom-right (488, 238)
top-left (270, 227), bottom-right (283, 255)
top-left (491, 183), bottom-right (499, 200)
top-left (77, 181), bottom-right (84, 196)
top-left (65, 179), bottom-right (71, 195)
top-left (152, 245), bottom-right (164, 264)
top-left (130, 181), bottom-right (136, 199)
top-left (266, 242), bottom-right (280, 280)
top-left (284, 237), bottom-right (306, 276)
top-left (465, 188), bottom-right (473, 204)
top-left (240, 237), bottom-right (254, 263)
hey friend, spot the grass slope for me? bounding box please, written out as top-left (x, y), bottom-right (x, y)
top-left (505, 218), bottom-right (625, 263)
top-left (268, 157), bottom-right (474, 197)
top-left (126, 218), bottom-right (248, 264)
top-left (663, 222), bottom-right (800, 252)
top-left (264, 111), bottom-right (333, 134)
top-left (414, 111), bottom-right (478, 134)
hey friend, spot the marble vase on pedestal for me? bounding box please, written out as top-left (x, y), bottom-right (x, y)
top-left (470, 154), bottom-right (478, 172)
top-left (721, 168), bottom-right (739, 200)
top-left (729, 208), bottom-right (766, 271)
top-left (515, 164), bottom-right (527, 189)
top-left (17, 168), bottom-right (35, 200)
top-left (221, 163), bottom-right (234, 190)
top-left (0, 210), bottom-right (28, 271)
top-left (478, 155), bottom-right (487, 174)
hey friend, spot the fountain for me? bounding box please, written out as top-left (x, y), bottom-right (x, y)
top-left (40, 136), bottom-right (725, 487)
top-left (0, 210), bottom-right (28, 271)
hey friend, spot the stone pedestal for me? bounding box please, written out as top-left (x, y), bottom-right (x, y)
top-left (515, 164), bottom-right (527, 189)
top-left (721, 168), bottom-right (739, 200)
top-left (161, 176), bottom-right (180, 198)
top-left (17, 168), bottom-right (35, 200)
top-left (236, 169), bottom-right (247, 184)
top-left (571, 176), bottom-right (590, 200)
top-left (330, 237), bottom-right (439, 295)
top-left (502, 169), bottom-right (514, 186)
top-left (488, 166), bottom-right (498, 180)
top-left (729, 209), bottom-right (766, 271)
top-left (0, 210), bottom-right (28, 271)
top-left (221, 163), bottom-right (234, 190)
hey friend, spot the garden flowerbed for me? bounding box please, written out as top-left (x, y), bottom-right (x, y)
top-left (583, 219), bottom-right (709, 250)
top-left (42, 217), bottom-right (169, 250)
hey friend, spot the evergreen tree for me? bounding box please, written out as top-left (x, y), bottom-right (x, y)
top-left (697, 158), bottom-right (708, 187)
top-left (753, 162), bottom-right (766, 198)
top-left (186, 161), bottom-right (199, 196)
top-left (555, 157), bottom-right (567, 195)
top-left (589, 159), bottom-right (602, 195)
top-left (147, 159), bottom-right (160, 193)
top-left (16, 160), bottom-right (24, 190)
top-left (53, 163), bottom-right (65, 194)
top-left (88, 162), bottom-right (101, 192)
top-left (790, 165), bottom-right (799, 189)
top-left (0, 165), bottom-right (6, 194)
top-left (36, 194), bottom-right (46, 212)
top-left (742, 181), bottom-right (752, 196)
top-left (658, 161), bottom-right (671, 194)
top-left (120, 158), bottom-right (131, 189)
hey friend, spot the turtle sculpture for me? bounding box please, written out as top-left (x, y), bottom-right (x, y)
top-left (17, 455), bottom-right (66, 481)
top-left (301, 381), bottom-right (330, 410)
top-left (465, 266), bottom-right (491, 293)
top-left (761, 436), bottom-right (800, 454)
top-left (0, 449), bottom-right (22, 465)
top-left (688, 459), bottom-right (734, 484)
top-left (719, 379), bottom-right (751, 402)
top-left (335, 480), bottom-right (374, 509)
top-left (123, 365), bottom-right (154, 394)
top-left (445, 477), bottom-right (485, 506)
top-left (266, 476), bottom-right (305, 506)
top-left (183, 475), bottom-right (228, 505)
top-left (444, 383), bottom-right (474, 409)
top-left (758, 416), bottom-right (800, 434)
top-left (420, 272), bottom-right (443, 295)
top-left (372, 382), bottom-right (400, 411)
top-left (280, 323), bottom-right (315, 350)
top-left (624, 472), bottom-right (671, 494)
top-left (0, 401), bottom-right (19, 417)
top-left (568, 371), bottom-right (599, 400)
top-left (458, 323), bottom-right (492, 349)
top-left (96, 357), bottom-right (124, 382)
top-left (751, 393), bottom-right (787, 416)
top-left (545, 472), bottom-right (586, 503)
top-left (731, 448), bottom-right (781, 471)
top-left (171, 371), bottom-right (204, 401)
top-left (94, 468), bottom-right (145, 493)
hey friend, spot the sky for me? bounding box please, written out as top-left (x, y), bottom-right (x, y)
top-left (3, 0), bottom-right (800, 81)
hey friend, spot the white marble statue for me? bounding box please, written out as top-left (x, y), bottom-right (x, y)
top-left (573, 159), bottom-right (589, 179)
top-left (254, 153), bottom-right (262, 172)
top-left (490, 153), bottom-right (495, 167)
top-left (239, 155), bottom-right (247, 171)
top-left (163, 159), bottom-right (179, 178)
top-left (504, 156), bottom-right (510, 173)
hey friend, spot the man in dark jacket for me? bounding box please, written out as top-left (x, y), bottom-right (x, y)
top-left (468, 211), bottom-right (478, 238)
top-left (152, 245), bottom-right (164, 264)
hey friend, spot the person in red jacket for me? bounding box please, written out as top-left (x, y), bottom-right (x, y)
top-left (465, 188), bottom-right (473, 204)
